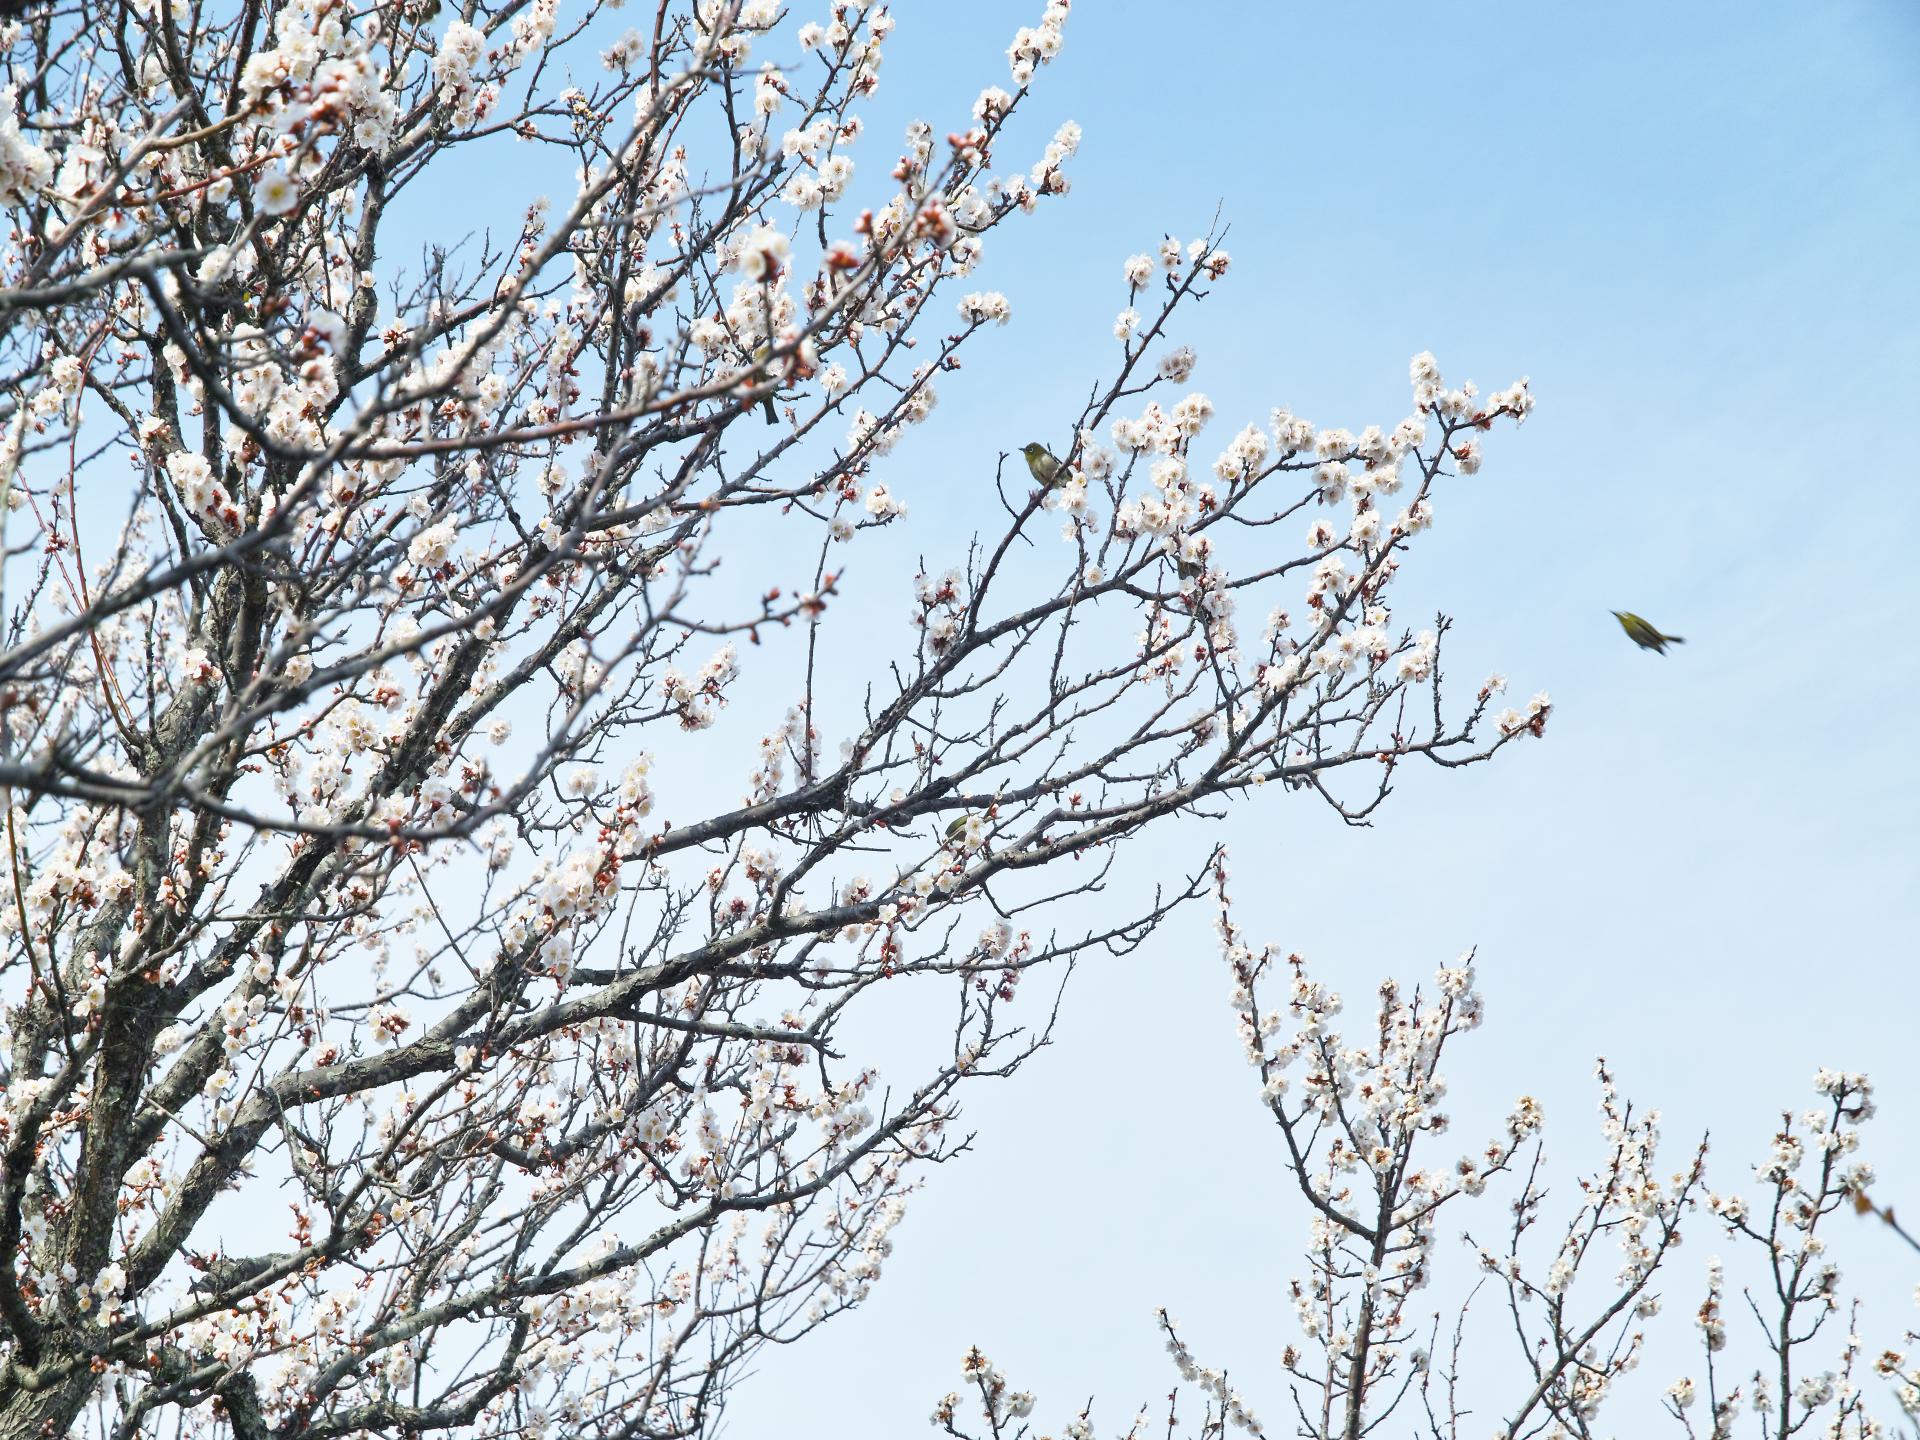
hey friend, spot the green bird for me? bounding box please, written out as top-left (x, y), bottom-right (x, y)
top-left (944, 814), bottom-right (972, 842)
top-left (750, 343), bottom-right (779, 425)
top-left (1021, 441), bottom-right (1065, 488)
top-left (1612, 610), bottom-right (1685, 655)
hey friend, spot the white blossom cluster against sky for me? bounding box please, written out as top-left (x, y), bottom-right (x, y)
top-left (362, 0), bottom-right (1918, 1432)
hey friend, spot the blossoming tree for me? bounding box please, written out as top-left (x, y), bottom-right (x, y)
top-left (932, 862), bottom-right (1905, 1440)
top-left (0, 0), bottom-right (1544, 1435)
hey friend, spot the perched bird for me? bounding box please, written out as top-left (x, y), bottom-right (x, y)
top-left (1021, 442), bottom-right (1065, 488)
top-left (189, 1252), bottom-right (292, 1294)
top-left (1612, 610), bottom-right (1685, 655)
top-left (944, 814), bottom-right (971, 842)
top-left (749, 343), bottom-right (780, 425)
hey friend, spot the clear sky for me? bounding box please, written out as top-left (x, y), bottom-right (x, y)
top-left (689, 1), bottom-right (1920, 1433)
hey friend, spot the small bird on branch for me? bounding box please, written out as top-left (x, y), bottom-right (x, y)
top-left (188, 1252), bottom-right (293, 1293)
top-left (1021, 442), bottom-right (1066, 489)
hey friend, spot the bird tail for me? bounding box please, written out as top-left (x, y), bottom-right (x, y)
top-left (1667, 635), bottom-right (1685, 645)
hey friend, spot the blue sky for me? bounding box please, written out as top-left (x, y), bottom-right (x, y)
top-left (697, 2), bottom-right (1920, 1433)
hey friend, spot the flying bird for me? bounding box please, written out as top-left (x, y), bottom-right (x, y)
top-left (1612, 610), bottom-right (1685, 655)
